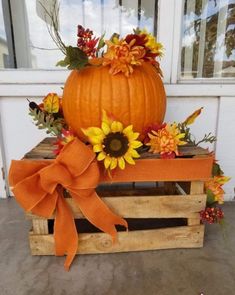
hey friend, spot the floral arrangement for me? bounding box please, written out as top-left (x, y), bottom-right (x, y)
top-left (27, 12), bottom-right (230, 226)
top-left (28, 89), bottom-right (230, 225)
top-left (55, 25), bottom-right (163, 77)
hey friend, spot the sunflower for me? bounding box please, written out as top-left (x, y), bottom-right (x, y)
top-left (82, 111), bottom-right (142, 170)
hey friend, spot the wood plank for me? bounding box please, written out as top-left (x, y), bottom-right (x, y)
top-left (32, 219), bottom-right (48, 235)
top-left (26, 194), bottom-right (206, 220)
top-left (188, 181), bottom-right (205, 226)
top-left (24, 138), bottom-right (210, 160)
top-left (29, 225), bottom-right (205, 255)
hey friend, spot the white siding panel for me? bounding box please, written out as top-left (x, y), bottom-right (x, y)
top-left (165, 97), bottom-right (219, 150)
top-left (216, 97), bottom-right (235, 201)
top-left (0, 97), bottom-right (47, 172)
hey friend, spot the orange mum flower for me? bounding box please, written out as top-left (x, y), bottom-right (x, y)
top-left (146, 123), bottom-right (186, 158)
top-left (205, 176), bottom-right (230, 204)
top-left (103, 38), bottom-right (146, 77)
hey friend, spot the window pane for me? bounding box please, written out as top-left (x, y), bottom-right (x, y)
top-left (0, 1), bottom-right (12, 68)
top-left (181, 0), bottom-right (235, 79)
top-left (1, 0), bottom-right (157, 69)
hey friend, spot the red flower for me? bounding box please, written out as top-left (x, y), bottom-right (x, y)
top-left (77, 25), bottom-right (99, 57)
top-left (142, 123), bottom-right (166, 144)
top-left (125, 34), bottom-right (147, 47)
top-left (200, 207), bottom-right (224, 224)
top-left (160, 152), bottom-right (176, 159)
top-left (53, 129), bottom-right (75, 155)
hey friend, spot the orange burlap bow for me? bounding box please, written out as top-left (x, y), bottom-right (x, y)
top-left (9, 138), bottom-right (128, 270)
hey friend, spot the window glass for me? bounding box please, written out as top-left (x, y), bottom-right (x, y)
top-left (0, 1), bottom-right (10, 68)
top-left (181, 0), bottom-right (235, 79)
top-left (0, 0), bottom-right (157, 69)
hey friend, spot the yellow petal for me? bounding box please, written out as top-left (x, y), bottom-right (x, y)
top-left (90, 135), bottom-right (104, 144)
top-left (110, 158), bottom-right (118, 170)
top-left (123, 125), bottom-right (133, 135)
top-left (102, 110), bottom-right (113, 125)
top-left (130, 140), bottom-right (142, 149)
top-left (97, 151), bottom-right (106, 161)
top-left (178, 140), bottom-right (187, 146)
top-left (215, 176), bottom-right (231, 185)
top-left (104, 156), bottom-right (112, 169)
top-left (130, 149), bottom-right (141, 158)
top-left (124, 153), bottom-right (135, 165)
top-left (101, 122), bottom-right (111, 135)
top-left (183, 107), bottom-right (203, 125)
top-left (82, 127), bottom-right (103, 137)
top-left (93, 144), bottom-right (103, 153)
top-left (128, 132), bottom-right (139, 141)
top-left (111, 121), bottom-right (123, 132)
top-left (90, 127), bottom-right (104, 136)
top-left (118, 157), bottom-right (125, 170)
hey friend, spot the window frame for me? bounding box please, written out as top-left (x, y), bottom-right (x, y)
top-left (175, 0), bottom-right (235, 84)
top-left (0, 0), bottom-right (234, 90)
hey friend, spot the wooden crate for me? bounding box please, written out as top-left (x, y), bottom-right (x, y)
top-left (24, 138), bottom-right (211, 256)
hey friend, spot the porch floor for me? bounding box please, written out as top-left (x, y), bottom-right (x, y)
top-left (1, 198), bottom-right (235, 295)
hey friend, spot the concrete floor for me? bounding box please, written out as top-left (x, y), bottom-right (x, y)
top-left (0, 198), bottom-right (235, 295)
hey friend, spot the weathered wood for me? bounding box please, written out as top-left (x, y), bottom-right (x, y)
top-left (29, 225), bottom-right (205, 255)
top-left (188, 181), bottom-right (205, 226)
top-left (24, 138), bottom-right (210, 160)
top-left (24, 138), bottom-right (209, 256)
top-left (26, 194), bottom-right (206, 220)
top-left (164, 182), bottom-right (176, 195)
top-left (32, 219), bottom-right (48, 235)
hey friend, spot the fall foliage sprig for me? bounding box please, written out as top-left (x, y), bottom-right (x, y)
top-left (28, 93), bottom-right (67, 136)
top-left (178, 107), bottom-right (216, 146)
top-left (29, 107), bottom-right (65, 136)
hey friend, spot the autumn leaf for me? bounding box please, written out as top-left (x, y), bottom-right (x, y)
top-left (43, 93), bottom-right (60, 113)
top-left (214, 176), bottom-right (231, 185)
top-left (183, 107), bottom-right (203, 125)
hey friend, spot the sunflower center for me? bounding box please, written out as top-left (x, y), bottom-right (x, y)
top-left (103, 132), bottom-right (129, 157)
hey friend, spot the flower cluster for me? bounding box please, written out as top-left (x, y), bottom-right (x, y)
top-left (146, 123), bottom-right (186, 159)
top-left (205, 175), bottom-right (230, 204)
top-left (55, 23), bottom-right (163, 75)
top-left (77, 25), bottom-right (99, 58)
top-left (54, 129), bottom-right (75, 155)
top-left (103, 30), bottom-right (163, 76)
top-left (200, 207), bottom-right (224, 224)
top-left (28, 93), bottom-right (66, 137)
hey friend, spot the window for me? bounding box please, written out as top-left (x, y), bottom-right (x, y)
top-left (0, 1), bottom-right (12, 67)
top-left (0, 0), bottom-right (158, 69)
top-left (181, 0), bottom-right (235, 79)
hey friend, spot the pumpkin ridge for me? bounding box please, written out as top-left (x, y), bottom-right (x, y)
top-left (140, 68), bottom-right (147, 128)
top-left (62, 62), bottom-right (166, 142)
top-left (98, 67), bottom-right (103, 125)
top-left (149, 67), bottom-right (160, 123)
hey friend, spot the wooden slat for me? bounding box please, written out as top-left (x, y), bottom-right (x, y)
top-left (29, 225), bottom-right (205, 255)
top-left (32, 219), bottom-right (48, 235)
top-left (24, 138), bottom-right (210, 160)
top-left (26, 194), bottom-right (206, 220)
top-left (188, 181), bottom-right (205, 226)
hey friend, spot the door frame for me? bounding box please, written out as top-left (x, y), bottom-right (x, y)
top-left (0, 114), bottom-right (8, 198)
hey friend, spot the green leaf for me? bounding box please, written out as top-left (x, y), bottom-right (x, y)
top-left (212, 162), bottom-right (224, 177)
top-left (56, 46), bottom-right (89, 70)
top-left (66, 46), bottom-right (89, 70)
top-left (56, 59), bottom-right (68, 67)
top-left (206, 189), bottom-right (216, 205)
top-left (110, 33), bottom-right (119, 42)
top-left (97, 33), bottom-right (106, 50)
top-left (29, 107), bottom-right (66, 136)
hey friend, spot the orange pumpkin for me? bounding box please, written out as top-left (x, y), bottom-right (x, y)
top-left (62, 61), bottom-right (166, 141)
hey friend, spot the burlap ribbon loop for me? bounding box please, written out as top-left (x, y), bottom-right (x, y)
top-left (9, 138), bottom-right (128, 270)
